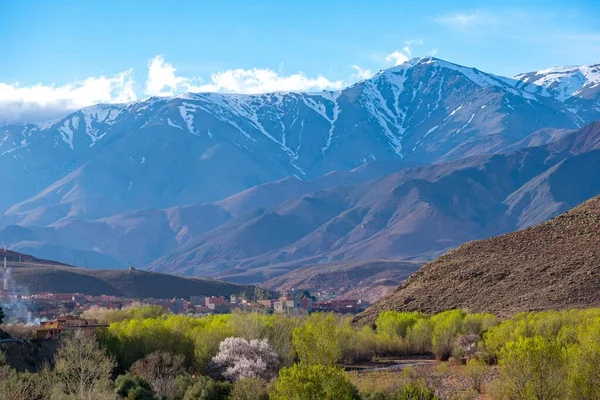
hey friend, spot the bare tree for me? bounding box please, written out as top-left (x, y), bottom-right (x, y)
top-left (51, 330), bottom-right (116, 400)
top-left (130, 351), bottom-right (185, 399)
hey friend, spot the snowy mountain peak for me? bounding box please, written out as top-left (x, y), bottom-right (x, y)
top-left (515, 63), bottom-right (600, 101)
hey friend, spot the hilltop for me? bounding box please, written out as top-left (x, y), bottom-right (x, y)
top-left (4, 250), bottom-right (249, 298)
top-left (356, 195), bottom-right (600, 324)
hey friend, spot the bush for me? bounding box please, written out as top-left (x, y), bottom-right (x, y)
top-left (293, 313), bottom-right (341, 366)
top-left (431, 310), bottom-right (465, 361)
top-left (498, 336), bottom-right (566, 400)
top-left (115, 373), bottom-right (156, 400)
top-left (462, 314), bottom-right (497, 336)
top-left (406, 319), bottom-right (434, 354)
top-left (462, 358), bottom-right (488, 393)
top-left (211, 337), bottom-right (279, 382)
top-left (272, 364), bottom-right (358, 400)
top-left (228, 377), bottom-right (269, 400)
top-left (452, 333), bottom-right (480, 363)
top-left (567, 318), bottom-right (600, 400)
top-left (376, 311), bottom-right (426, 338)
top-left (392, 381), bottom-right (438, 400)
top-left (183, 376), bottom-right (231, 400)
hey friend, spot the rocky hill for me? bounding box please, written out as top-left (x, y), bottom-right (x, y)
top-left (356, 195), bottom-right (600, 324)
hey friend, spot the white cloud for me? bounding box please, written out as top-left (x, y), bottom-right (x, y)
top-left (350, 65), bottom-right (373, 80)
top-left (145, 55), bottom-right (199, 96)
top-left (435, 10), bottom-right (500, 30)
top-left (428, 48), bottom-right (439, 56)
top-left (385, 50), bottom-right (410, 66)
top-left (191, 68), bottom-right (344, 94)
top-left (0, 55), bottom-right (345, 123)
top-left (0, 71), bottom-right (137, 123)
top-left (145, 55), bottom-right (343, 95)
top-left (385, 39), bottom-right (426, 66)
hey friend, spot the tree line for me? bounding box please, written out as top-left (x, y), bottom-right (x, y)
top-left (0, 306), bottom-right (599, 399)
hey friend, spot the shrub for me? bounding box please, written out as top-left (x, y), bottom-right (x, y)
top-left (431, 310), bottom-right (465, 361)
top-left (568, 318), bottom-right (600, 400)
top-left (183, 376), bottom-right (231, 400)
top-left (211, 337), bottom-right (279, 382)
top-left (462, 313), bottom-right (497, 336)
top-left (452, 333), bottom-right (480, 363)
top-left (376, 311), bottom-right (426, 338)
top-left (498, 336), bottom-right (567, 400)
top-left (293, 313), bottom-right (341, 366)
top-left (115, 373), bottom-right (156, 400)
top-left (228, 377), bottom-right (270, 400)
top-left (406, 319), bottom-right (434, 354)
top-left (462, 358), bottom-right (488, 393)
top-left (272, 364), bottom-right (358, 400)
top-left (392, 381), bottom-right (438, 399)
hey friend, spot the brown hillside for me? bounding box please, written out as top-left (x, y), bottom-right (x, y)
top-left (2, 250), bottom-right (250, 299)
top-left (356, 195), bottom-right (600, 324)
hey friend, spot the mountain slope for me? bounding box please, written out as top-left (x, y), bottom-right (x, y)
top-left (148, 122), bottom-right (600, 281)
top-left (356, 195), bottom-right (600, 324)
top-left (1, 58), bottom-right (584, 225)
top-left (0, 161), bottom-right (408, 269)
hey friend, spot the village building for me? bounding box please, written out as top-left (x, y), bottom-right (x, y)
top-left (35, 316), bottom-right (108, 340)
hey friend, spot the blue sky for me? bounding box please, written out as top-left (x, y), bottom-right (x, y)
top-left (1, 0), bottom-right (600, 121)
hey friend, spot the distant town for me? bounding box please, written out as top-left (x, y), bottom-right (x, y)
top-left (1, 290), bottom-right (369, 324)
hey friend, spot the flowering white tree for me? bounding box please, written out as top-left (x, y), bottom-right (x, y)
top-left (211, 337), bottom-right (279, 382)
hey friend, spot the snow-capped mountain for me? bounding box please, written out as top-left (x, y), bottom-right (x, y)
top-left (0, 57), bottom-right (593, 225)
top-left (515, 63), bottom-right (600, 101)
top-left (515, 63), bottom-right (600, 124)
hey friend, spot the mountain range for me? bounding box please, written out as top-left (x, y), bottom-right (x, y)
top-left (1, 57), bottom-right (600, 298)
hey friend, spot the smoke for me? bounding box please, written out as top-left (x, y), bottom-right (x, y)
top-left (1, 266), bottom-right (36, 325)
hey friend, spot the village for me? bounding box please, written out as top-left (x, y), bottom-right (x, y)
top-left (1, 290), bottom-right (369, 340)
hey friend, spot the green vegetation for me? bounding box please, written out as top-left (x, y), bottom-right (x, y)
top-left (1, 306), bottom-right (600, 399)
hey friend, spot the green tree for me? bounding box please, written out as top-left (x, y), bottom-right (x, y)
top-left (568, 319), bottom-right (600, 400)
top-left (406, 319), bottom-right (434, 354)
top-left (498, 336), bottom-right (566, 400)
top-left (376, 311), bottom-right (426, 338)
top-left (0, 306), bottom-right (4, 324)
top-left (115, 374), bottom-right (156, 400)
top-left (272, 364), bottom-right (358, 400)
top-left (228, 377), bottom-right (269, 400)
top-left (293, 313), bottom-right (340, 366)
top-left (431, 310), bottom-right (465, 361)
top-left (183, 376), bottom-right (230, 400)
